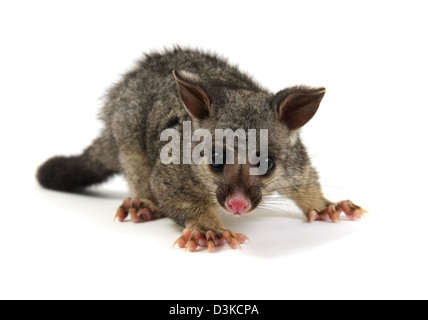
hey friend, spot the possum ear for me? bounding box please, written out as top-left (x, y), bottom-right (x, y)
top-left (276, 87), bottom-right (326, 130)
top-left (173, 70), bottom-right (211, 120)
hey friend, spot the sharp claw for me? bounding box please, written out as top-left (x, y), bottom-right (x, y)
top-left (242, 235), bottom-right (251, 243)
top-left (172, 239), bottom-right (179, 248)
top-left (233, 233), bottom-right (250, 244)
top-left (233, 238), bottom-right (242, 249)
top-left (113, 207), bottom-right (126, 222)
top-left (207, 241), bottom-right (215, 253)
top-left (359, 207), bottom-right (369, 218)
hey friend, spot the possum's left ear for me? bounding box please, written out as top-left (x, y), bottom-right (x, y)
top-left (173, 70), bottom-right (211, 120)
top-left (275, 87), bottom-right (326, 130)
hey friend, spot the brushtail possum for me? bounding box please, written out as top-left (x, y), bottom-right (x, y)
top-left (37, 47), bottom-right (366, 252)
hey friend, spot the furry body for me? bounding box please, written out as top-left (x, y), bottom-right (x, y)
top-left (37, 47), bottom-right (365, 251)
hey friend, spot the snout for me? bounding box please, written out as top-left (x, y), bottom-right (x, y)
top-left (225, 190), bottom-right (252, 216)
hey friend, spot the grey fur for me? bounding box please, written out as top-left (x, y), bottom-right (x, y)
top-left (37, 47), bottom-right (332, 235)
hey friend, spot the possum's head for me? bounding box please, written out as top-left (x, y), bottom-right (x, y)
top-left (173, 70), bottom-right (325, 216)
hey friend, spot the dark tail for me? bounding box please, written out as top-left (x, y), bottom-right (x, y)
top-left (36, 135), bottom-right (119, 192)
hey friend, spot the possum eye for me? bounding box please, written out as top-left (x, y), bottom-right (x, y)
top-left (259, 156), bottom-right (275, 174)
top-left (267, 156), bottom-right (275, 172)
top-left (210, 152), bottom-right (224, 171)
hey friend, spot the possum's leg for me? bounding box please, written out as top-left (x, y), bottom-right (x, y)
top-left (279, 160), bottom-right (367, 223)
top-left (287, 182), bottom-right (367, 223)
top-left (149, 164), bottom-right (249, 252)
top-left (114, 148), bottom-right (161, 223)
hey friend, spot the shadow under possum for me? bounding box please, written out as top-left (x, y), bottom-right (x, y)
top-left (36, 184), bottom-right (361, 258)
top-left (214, 197), bottom-right (361, 258)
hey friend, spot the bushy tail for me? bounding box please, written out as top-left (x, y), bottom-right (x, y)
top-left (36, 136), bottom-right (118, 192)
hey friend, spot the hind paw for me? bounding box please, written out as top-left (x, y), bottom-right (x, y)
top-left (308, 200), bottom-right (368, 223)
top-left (114, 197), bottom-right (161, 223)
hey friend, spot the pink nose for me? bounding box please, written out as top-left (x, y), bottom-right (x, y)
top-left (227, 198), bottom-right (250, 215)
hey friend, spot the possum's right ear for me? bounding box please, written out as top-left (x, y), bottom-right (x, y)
top-left (173, 70), bottom-right (211, 120)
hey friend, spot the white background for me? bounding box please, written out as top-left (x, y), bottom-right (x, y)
top-left (1, 0), bottom-right (427, 300)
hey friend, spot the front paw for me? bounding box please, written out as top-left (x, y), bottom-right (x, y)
top-left (173, 228), bottom-right (250, 253)
top-left (308, 200), bottom-right (368, 223)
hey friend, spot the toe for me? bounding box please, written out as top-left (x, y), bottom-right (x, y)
top-left (308, 209), bottom-right (319, 223)
top-left (130, 208), bottom-right (143, 223)
top-left (233, 233), bottom-right (250, 244)
top-left (221, 231), bottom-right (241, 249)
top-left (205, 230), bottom-right (218, 253)
top-left (137, 208), bottom-right (152, 221)
top-left (173, 228), bottom-right (192, 248)
top-left (185, 240), bottom-right (198, 252)
top-left (338, 200), bottom-right (367, 220)
top-left (326, 204), bottom-right (341, 223)
top-left (114, 206), bottom-right (128, 222)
